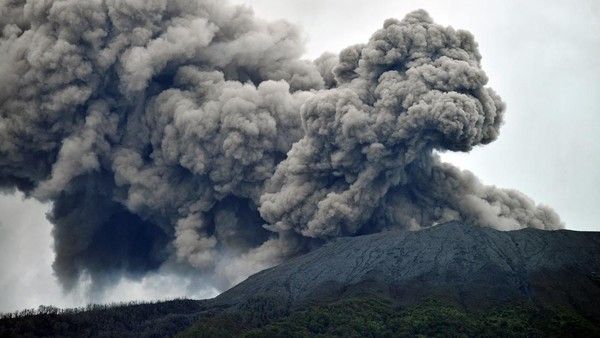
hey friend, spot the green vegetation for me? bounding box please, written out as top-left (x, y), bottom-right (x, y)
top-left (180, 297), bottom-right (600, 338)
top-left (3, 296), bottom-right (598, 337)
top-left (0, 299), bottom-right (207, 337)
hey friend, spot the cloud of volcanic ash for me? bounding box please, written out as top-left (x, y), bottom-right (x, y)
top-left (0, 0), bottom-right (563, 293)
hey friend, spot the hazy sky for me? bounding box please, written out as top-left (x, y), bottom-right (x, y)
top-left (0, 0), bottom-right (598, 313)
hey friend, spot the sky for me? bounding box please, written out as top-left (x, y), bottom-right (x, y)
top-left (0, 0), bottom-right (598, 313)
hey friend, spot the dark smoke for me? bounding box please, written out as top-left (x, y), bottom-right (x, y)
top-left (0, 0), bottom-right (563, 291)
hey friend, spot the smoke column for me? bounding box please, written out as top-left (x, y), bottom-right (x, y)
top-left (0, 0), bottom-right (563, 292)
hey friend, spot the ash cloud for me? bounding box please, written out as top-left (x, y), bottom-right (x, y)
top-left (0, 1), bottom-right (563, 292)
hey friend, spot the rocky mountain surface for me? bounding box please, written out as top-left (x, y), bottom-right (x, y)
top-left (215, 222), bottom-right (600, 318)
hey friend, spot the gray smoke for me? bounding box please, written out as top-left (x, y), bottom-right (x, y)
top-left (0, 1), bottom-right (563, 292)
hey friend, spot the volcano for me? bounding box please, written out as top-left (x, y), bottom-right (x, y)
top-left (215, 221), bottom-right (600, 314)
top-left (3, 222), bottom-right (599, 337)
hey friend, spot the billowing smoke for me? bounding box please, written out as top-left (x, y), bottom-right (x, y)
top-left (0, 0), bottom-right (562, 292)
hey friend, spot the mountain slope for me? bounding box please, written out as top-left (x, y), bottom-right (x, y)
top-left (215, 222), bottom-right (600, 318)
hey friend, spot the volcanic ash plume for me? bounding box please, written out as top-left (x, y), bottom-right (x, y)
top-left (0, 0), bottom-right (563, 291)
